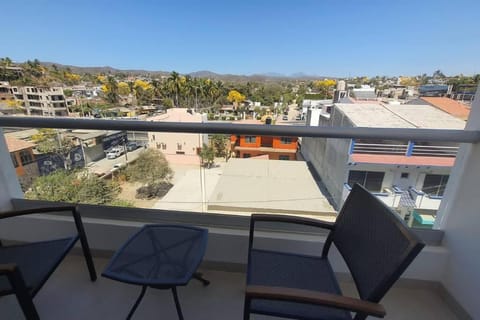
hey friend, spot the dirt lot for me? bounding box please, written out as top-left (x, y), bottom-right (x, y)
top-left (117, 181), bottom-right (158, 208)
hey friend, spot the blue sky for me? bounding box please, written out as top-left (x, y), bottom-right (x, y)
top-left (2, 0), bottom-right (479, 77)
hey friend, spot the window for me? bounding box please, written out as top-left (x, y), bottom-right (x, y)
top-left (245, 136), bottom-right (256, 143)
top-left (10, 154), bottom-right (19, 168)
top-left (348, 170), bottom-right (385, 192)
top-left (401, 172), bottom-right (409, 179)
top-left (243, 153), bottom-right (251, 158)
top-left (280, 137), bottom-right (292, 144)
top-left (161, 143), bottom-right (167, 150)
top-left (279, 155), bottom-right (290, 160)
top-left (423, 174), bottom-right (449, 197)
top-left (177, 143), bottom-right (182, 151)
top-left (19, 150), bottom-right (33, 165)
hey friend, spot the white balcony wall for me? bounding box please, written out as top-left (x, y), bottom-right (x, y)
top-left (0, 128), bottom-right (22, 211)
top-left (435, 87), bottom-right (480, 319)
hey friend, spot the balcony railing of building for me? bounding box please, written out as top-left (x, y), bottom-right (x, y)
top-left (0, 115), bottom-right (479, 233)
top-left (350, 139), bottom-right (460, 157)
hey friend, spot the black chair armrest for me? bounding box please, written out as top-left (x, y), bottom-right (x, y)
top-left (251, 214), bottom-right (335, 230)
top-left (0, 263), bottom-right (17, 275)
top-left (246, 285), bottom-right (386, 318)
top-left (0, 206), bottom-right (76, 220)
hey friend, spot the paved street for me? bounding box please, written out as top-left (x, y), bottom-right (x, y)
top-left (88, 147), bottom-right (146, 176)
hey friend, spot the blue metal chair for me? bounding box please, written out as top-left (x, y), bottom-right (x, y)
top-left (244, 183), bottom-right (425, 320)
top-left (0, 206), bottom-right (97, 320)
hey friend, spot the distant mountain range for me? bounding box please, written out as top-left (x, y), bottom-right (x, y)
top-left (39, 61), bottom-right (333, 81)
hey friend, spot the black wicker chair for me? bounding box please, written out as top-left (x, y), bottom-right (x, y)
top-left (244, 183), bottom-right (425, 320)
top-left (0, 206), bottom-right (97, 320)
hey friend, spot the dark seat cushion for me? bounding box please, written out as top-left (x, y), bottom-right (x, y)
top-left (0, 237), bottom-right (77, 296)
top-left (248, 249), bottom-right (352, 320)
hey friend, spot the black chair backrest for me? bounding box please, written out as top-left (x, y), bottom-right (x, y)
top-left (330, 183), bottom-right (425, 302)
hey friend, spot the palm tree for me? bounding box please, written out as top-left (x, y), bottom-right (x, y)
top-left (105, 76), bottom-right (119, 104)
top-left (167, 71), bottom-right (182, 107)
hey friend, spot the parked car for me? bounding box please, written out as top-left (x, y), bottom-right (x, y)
top-left (282, 115), bottom-right (288, 121)
top-left (106, 146), bottom-right (125, 159)
top-left (126, 142), bottom-right (139, 151)
top-left (110, 163), bottom-right (125, 172)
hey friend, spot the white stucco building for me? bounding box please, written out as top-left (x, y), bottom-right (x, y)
top-left (147, 108), bottom-right (207, 164)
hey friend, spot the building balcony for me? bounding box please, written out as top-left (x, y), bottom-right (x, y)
top-left (0, 105), bottom-right (479, 319)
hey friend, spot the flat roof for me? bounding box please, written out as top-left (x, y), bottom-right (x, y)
top-left (149, 108), bottom-right (204, 122)
top-left (66, 130), bottom-right (111, 140)
top-left (4, 129), bottom-right (39, 140)
top-left (208, 159), bottom-right (336, 216)
top-left (5, 136), bottom-right (35, 152)
top-left (335, 103), bottom-right (466, 129)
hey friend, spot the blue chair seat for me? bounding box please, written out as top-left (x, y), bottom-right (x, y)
top-left (248, 249), bottom-right (352, 320)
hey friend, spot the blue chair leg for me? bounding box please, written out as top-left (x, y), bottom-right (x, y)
top-left (127, 285), bottom-right (147, 320)
top-left (171, 287), bottom-right (184, 320)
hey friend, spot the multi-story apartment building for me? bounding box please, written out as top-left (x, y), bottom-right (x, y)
top-left (230, 134), bottom-right (298, 160)
top-left (302, 101), bottom-right (466, 226)
top-left (0, 81), bottom-right (14, 101)
top-left (0, 82), bottom-right (19, 115)
top-left (228, 119), bottom-right (298, 160)
top-left (11, 86), bottom-right (68, 116)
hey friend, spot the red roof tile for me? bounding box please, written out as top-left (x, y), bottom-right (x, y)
top-left (351, 154), bottom-right (455, 167)
top-left (421, 97), bottom-right (470, 120)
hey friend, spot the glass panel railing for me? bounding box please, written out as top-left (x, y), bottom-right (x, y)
top-left (1, 118), bottom-right (463, 229)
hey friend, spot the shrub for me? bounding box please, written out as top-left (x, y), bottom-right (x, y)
top-left (135, 182), bottom-right (173, 199)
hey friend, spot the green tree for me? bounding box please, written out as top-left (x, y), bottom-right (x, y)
top-left (167, 71), bottom-right (183, 107)
top-left (0, 57), bottom-right (19, 81)
top-left (210, 134), bottom-right (229, 158)
top-left (25, 170), bottom-right (122, 205)
top-left (199, 143), bottom-right (215, 168)
top-left (63, 89), bottom-right (73, 97)
top-left (101, 76), bottom-right (120, 104)
top-left (126, 149), bottom-right (173, 186)
top-left (31, 129), bottom-right (76, 170)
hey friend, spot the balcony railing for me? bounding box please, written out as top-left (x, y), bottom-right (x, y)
top-left (411, 145), bottom-right (459, 157)
top-left (1, 116), bottom-right (479, 232)
top-left (1, 116), bottom-right (478, 142)
top-left (352, 141), bottom-right (459, 157)
top-left (353, 142), bottom-right (408, 155)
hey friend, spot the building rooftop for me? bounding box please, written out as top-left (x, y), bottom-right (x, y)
top-left (4, 128), bottom-right (39, 140)
top-left (208, 159), bottom-right (336, 217)
top-left (421, 97), bottom-right (471, 121)
top-left (5, 136), bottom-right (35, 152)
top-left (149, 108), bottom-right (204, 122)
top-left (335, 103), bottom-right (466, 129)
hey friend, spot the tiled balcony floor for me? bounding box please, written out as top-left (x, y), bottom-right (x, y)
top-left (1, 254), bottom-right (459, 320)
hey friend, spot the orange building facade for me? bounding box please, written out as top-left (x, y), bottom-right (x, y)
top-left (230, 135), bottom-right (298, 160)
